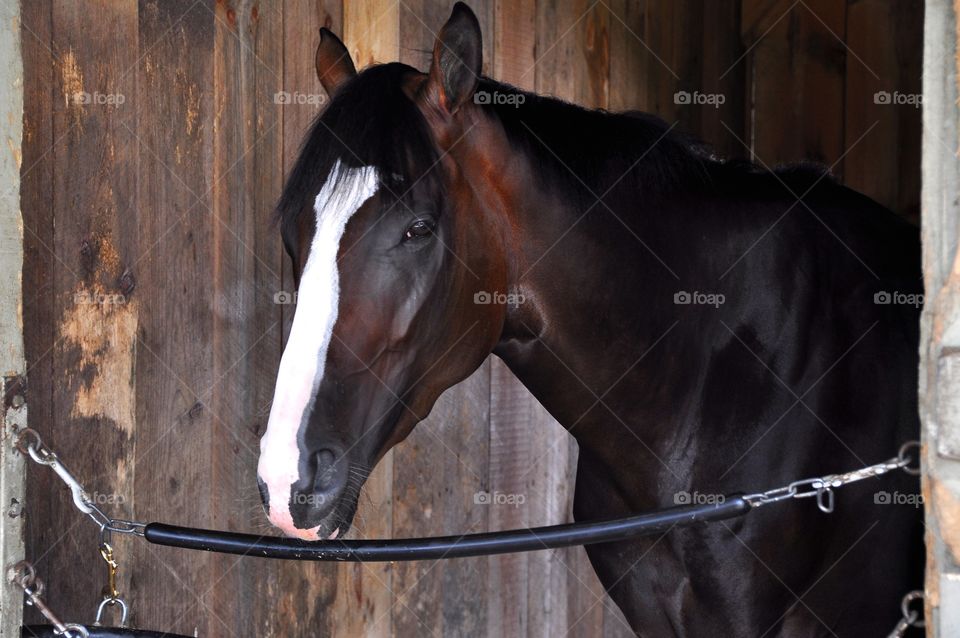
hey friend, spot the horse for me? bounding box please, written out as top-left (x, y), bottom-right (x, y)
top-left (255, 3), bottom-right (923, 635)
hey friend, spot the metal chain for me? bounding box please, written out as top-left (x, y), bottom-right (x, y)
top-left (15, 427), bottom-right (924, 632)
top-left (743, 441), bottom-right (920, 513)
top-left (7, 560), bottom-right (90, 638)
top-left (888, 589), bottom-right (925, 637)
top-left (14, 428), bottom-right (146, 536)
top-left (15, 428), bottom-right (138, 627)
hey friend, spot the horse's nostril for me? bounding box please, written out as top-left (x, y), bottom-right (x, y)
top-left (313, 449), bottom-right (338, 492)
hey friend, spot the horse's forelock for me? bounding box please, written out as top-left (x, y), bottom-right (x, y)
top-left (275, 63), bottom-right (443, 234)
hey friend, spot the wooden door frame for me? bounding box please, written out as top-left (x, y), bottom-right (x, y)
top-left (922, 0), bottom-right (960, 635)
top-left (0, 0), bottom-right (25, 635)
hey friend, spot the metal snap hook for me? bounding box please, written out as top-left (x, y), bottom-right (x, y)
top-left (94, 596), bottom-right (128, 628)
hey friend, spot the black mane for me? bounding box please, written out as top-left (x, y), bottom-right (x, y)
top-left (276, 64), bottom-right (831, 231)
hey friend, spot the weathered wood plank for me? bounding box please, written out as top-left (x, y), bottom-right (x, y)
top-left (129, 1), bottom-right (215, 634)
top-left (207, 0), bottom-right (288, 635)
top-left (640, 1), bottom-right (703, 133)
top-left (343, 0), bottom-right (399, 68)
top-left (744, 0), bottom-right (846, 168)
top-left (535, 0), bottom-right (609, 108)
top-left (281, 0), bottom-right (342, 173)
top-left (699, 0), bottom-right (746, 159)
top-left (19, 0), bottom-right (56, 623)
top-left (494, 0), bottom-right (535, 88)
top-left (487, 359), bottom-right (533, 637)
top-left (607, 0), bottom-right (648, 113)
top-left (390, 367), bottom-right (491, 637)
top-left (843, 0), bottom-right (923, 221)
top-left (0, 0), bottom-right (25, 634)
top-left (27, 0), bottom-right (141, 627)
top-left (609, 1), bottom-right (746, 156)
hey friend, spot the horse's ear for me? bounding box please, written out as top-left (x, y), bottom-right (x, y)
top-left (316, 28), bottom-right (357, 96)
top-left (425, 2), bottom-right (482, 114)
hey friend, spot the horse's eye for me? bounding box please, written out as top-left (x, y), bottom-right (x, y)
top-left (403, 220), bottom-right (434, 241)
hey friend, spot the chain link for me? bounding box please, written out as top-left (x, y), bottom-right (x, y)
top-left (14, 428), bottom-right (139, 627)
top-left (15, 428), bottom-right (146, 536)
top-left (7, 560), bottom-right (90, 638)
top-left (742, 443), bottom-right (917, 513)
top-left (888, 589), bottom-right (924, 637)
top-left (14, 427), bottom-right (923, 632)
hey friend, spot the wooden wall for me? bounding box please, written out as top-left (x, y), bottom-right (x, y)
top-left (18, 1), bottom-right (921, 636)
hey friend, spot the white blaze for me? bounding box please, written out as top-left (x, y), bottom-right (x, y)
top-left (258, 161), bottom-right (379, 539)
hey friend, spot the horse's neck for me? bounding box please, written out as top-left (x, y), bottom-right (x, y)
top-left (493, 187), bottom-right (682, 492)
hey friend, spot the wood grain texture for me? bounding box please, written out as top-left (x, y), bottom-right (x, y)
top-left (743, 0), bottom-right (847, 168)
top-left (640, 1), bottom-right (702, 133)
top-left (494, 0), bottom-right (535, 86)
top-left (19, 0), bottom-right (56, 623)
top-left (130, 1), bottom-right (215, 634)
top-left (699, 0), bottom-right (746, 159)
top-left (608, 0), bottom-right (649, 113)
top-left (843, 0), bottom-right (923, 222)
top-left (28, 0), bottom-right (141, 627)
top-left (343, 0), bottom-right (399, 68)
top-left (0, 0), bottom-right (26, 633)
top-left (208, 0), bottom-right (285, 635)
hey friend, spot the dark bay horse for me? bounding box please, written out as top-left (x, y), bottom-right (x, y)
top-left (256, 4), bottom-right (922, 635)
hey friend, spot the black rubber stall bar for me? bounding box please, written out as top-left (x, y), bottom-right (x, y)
top-left (22, 627), bottom-right (194, 638)
top-left (143, 496), bottom-right (750, 562)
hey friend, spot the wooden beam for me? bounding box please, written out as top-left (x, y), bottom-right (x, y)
top-left (920, 2), bottom-right (960, 634)
top-left (0, 0), bottom-right (24, 633)
top-left (843, 0), bottom-right (923, 222)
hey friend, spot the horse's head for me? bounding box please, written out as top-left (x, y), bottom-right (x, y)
top-left (257, 4), bottom-right (515, 539)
